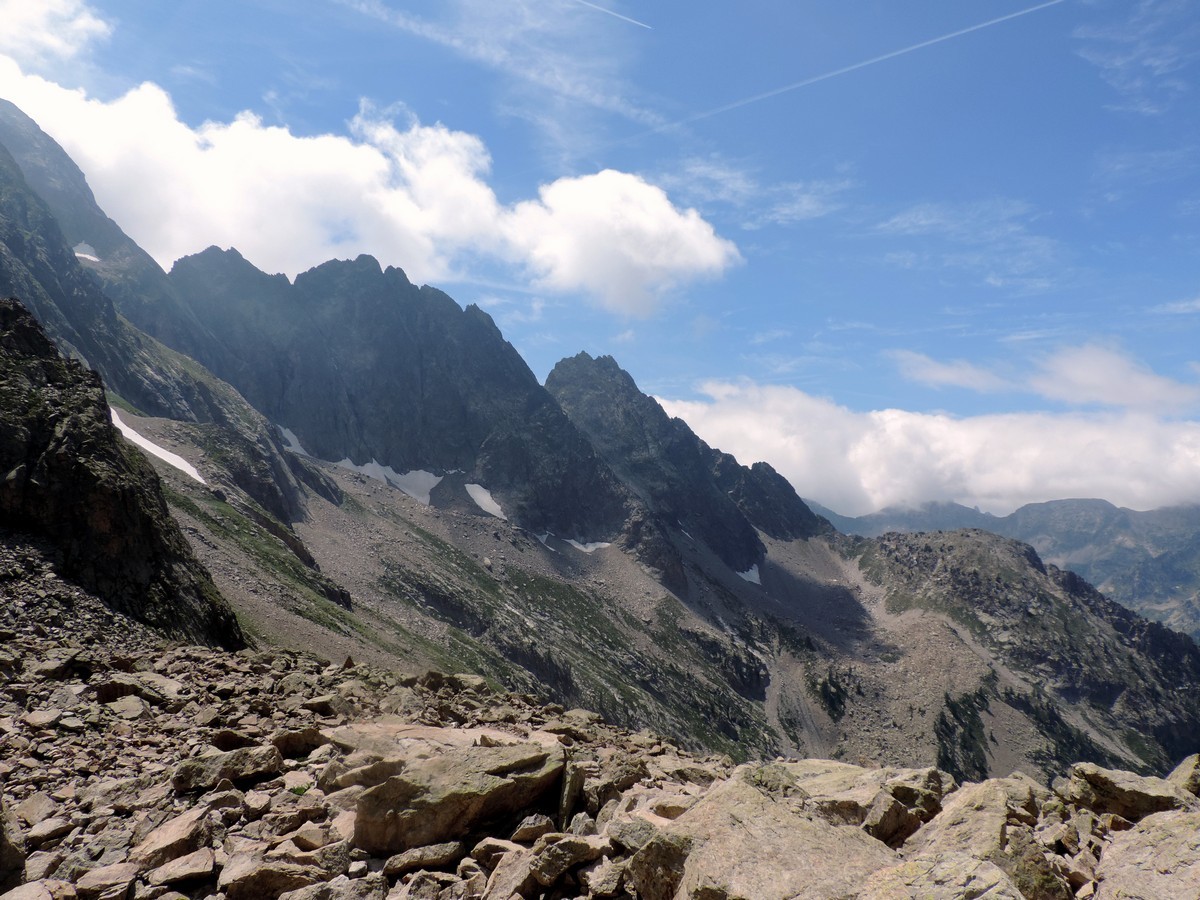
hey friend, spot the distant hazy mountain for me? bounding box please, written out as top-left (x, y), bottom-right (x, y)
top-left (812, 498), bottom-right (1200, 640)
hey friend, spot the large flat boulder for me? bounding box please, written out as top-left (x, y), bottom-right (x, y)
top-left (347, 725), bottom-right (565, 855)
top-left (1095, 810), bottom-right (1200, 899)
top-left (624, 764), bottom-right (897, 900)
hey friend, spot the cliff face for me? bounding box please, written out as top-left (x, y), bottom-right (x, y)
top-left (0, 297), bottom-right (244, 648)
top-left (545, 352), bottom-right (829, 574)
top-left (166, 248), bottom-right (641, 541)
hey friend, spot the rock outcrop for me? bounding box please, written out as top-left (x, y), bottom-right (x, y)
top-left (0, 297), bottom-right (243, 648)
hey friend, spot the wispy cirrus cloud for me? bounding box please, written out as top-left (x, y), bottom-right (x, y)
top-left (891, 342), bottom-right (1200, 414)
top-left (1074, 0), bottom-right (1200, 115)
top-left (876, 198), bottom-right (1060, 293)
top-left (1153, 295), bottom-right (1200, 314)
top-left (336, 0), bottom-right (661, 132)
top-left (659, 155), bottom-right (855, 230)
top-left (1029, 343), bottom-right (1200, 413)
top-left (888, 350), bottom-right (1011, 393)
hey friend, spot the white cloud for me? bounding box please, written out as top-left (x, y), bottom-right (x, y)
top-left (0, 60), bottom-right (736, 311)
top-left (889, 350), bottom-right (1010, 392)
top-left (659, 380), bottom-right (1200, 516)
top-left (0, 0), bottom-right (110, 67)
top-left (1029, 343), bottom-right (1200, 413)
top-left (505, 170), bottom-right (740, 316)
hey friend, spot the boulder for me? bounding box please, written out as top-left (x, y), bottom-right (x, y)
top-left (1054, 763), bottom-right (1199, 822)
top-left (130, 806), bottom-right (211, 869)
top-left (860, 851), bottom-right (1025, 899)
top-left (904, 775), bottom-right (1067, 898)
top-left (217, 852), bottom-right (323, 900)
top-left (1167, 753), bottom-right (1200, 797)
top-left (172, 745), bottom-right (283, 792)
top-left (74, 862), bottom-right (139, 899)
top-left (1094, 810), bottom-right (1200, 899)
top-left (780, 759), bottom-right (953, 845)
top-left (626, 765), bottom-right (896, 900)
top-left (352, 732), bottom-right (564, 855)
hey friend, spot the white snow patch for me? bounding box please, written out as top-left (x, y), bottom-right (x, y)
top-left (110, 409), bottom-right (205, 485)
top-left (737, 564), bottom-right (761, 585)
top-left (74, 252), bottom-right (100, 262)
top-left (335, 457), bottom-right (443, 506)
top-left (278, 426), bottom-right (310, 456)
top-left (465, 483), bottom-right (507, 520)
top-left (566, 539), bottom-right (612, 554)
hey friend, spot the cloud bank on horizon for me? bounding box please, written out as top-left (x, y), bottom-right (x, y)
top-left (4, 0), bottom-right (1200, 517)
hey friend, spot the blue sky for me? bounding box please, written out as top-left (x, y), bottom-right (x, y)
top-left (3, 0), bottom-right (1200, 514)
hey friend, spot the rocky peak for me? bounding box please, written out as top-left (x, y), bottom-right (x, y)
top-left (0, 296), bottom-right (244, 648)
top-left (547, 352), bottom-right (785, 574)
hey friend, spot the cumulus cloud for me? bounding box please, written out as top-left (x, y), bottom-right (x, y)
top-left (659, 380), bottom-right (1200, 517)
top-left (505, 170), bottom-right (740, 315)
top-left (0, 60), bottom-right (736, 309)
top-left (0, 0), bottom-right (110, 66)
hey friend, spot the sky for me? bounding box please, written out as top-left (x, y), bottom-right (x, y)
top-left (3, 0), bottom-right (1200, 516)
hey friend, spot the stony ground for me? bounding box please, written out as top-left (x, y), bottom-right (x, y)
top-left (4, 537), bottom-right (1200, 900)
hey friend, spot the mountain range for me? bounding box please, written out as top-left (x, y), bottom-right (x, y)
top-left (812, 499), bottom-right (1200, 641)
top-left (2, 95), bottom-right (1200, 792)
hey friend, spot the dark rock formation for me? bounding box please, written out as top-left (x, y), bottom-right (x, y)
top-left (546, 352), bottom-right (828, 573)
top-left (0, 296), bottom-right (243, 648)
top-left (167, 248), bottom-right (638, 541)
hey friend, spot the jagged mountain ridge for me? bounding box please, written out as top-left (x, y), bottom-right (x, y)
top-left (2, 96), bottom-right (1200, 786)
top-left (819, 498), bottom-right (1200, 640)
top-left (546, 352), bottom-right (830, 576)
top-left (165, 248), bottom-right (641, 546)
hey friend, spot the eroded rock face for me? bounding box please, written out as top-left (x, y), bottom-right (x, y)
top-left (0, 297), bottom-right (243, 649)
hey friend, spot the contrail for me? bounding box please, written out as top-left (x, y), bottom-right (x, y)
top-left (673, 0), bottom-right (1064, 128)
top-left (572, 0), bottom-right (651, 29)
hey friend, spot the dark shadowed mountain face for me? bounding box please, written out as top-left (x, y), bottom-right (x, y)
top-left (546, 352), bottom-right (829, 573)
top-left (166, 248), bottom-right (638, 541)
top-left (0, 98), bottom-right (223, 367)
top-left (822, 498), bottom-right (1200, 640)
top-left (0, 297), bottom-right (244, 648)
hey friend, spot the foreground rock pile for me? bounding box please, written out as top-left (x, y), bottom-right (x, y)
top-left (3, 553), bottom-right (1200, 900)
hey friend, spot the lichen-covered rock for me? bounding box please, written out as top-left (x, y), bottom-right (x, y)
top-left (860, 851), bottom-right (1025, 899)
top-left (1167, 753), bottom-right (1200, 797)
